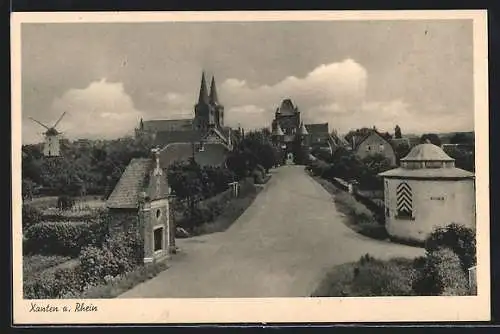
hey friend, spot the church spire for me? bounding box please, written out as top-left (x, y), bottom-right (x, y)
top-left (198, 71), bottom-right (209, 104)
top-left (209, 76), bottom-right (219, 105)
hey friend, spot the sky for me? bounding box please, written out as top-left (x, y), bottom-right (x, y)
top-left (21, 19), bottom-right (474, 144)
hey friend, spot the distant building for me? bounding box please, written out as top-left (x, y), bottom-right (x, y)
top-left (106, 148), bottom-right (176, 264)
top-left (352, 129), bottom-right (397, 166)
top-left (379, 143), bottom-right (475, 243)
top-left (270, 98), bottom-right (337, 156)
top-left (135, 72), bottom-right (237, 167)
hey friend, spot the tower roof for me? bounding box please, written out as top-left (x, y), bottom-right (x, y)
top-left (400, 143), bottom-right (455, 162)
top-left (298, 122), bottom-right (309, 135)
top-left (198, 71), bottom-right (209, 104)
top-left (209, 76), bottom-right (219, 105)
top-left (272, 123), bottom-right (284, 136)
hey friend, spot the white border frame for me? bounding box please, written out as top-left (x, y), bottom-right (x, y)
top-left (11, 10), bottom-right (489, 324)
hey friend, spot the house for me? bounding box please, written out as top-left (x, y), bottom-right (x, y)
top-left (379, 143), bottom-right (475, 243)
top-left (352, 129), bottom-right (397, 166)
top-left (135, 72), bottom-right (237, 167)
top-left (106, 148), bottom-right (176, 264)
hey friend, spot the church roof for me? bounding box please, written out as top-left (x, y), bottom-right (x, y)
top-left (153, 130), bottom-right (202, 147)
top-left (400, 143), bottom-right (455, 162)
top-left (142, 119), bottom-right (193, 132)
top-left (106, 158), bottom-right (151, 209)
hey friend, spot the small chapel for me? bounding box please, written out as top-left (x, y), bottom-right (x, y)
top-left (379, 143), bottom-right (475, 243)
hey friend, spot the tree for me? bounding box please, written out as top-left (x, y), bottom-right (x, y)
top-left (395, 143), bottom-right (411, 165)
top-left (420, 133), bottom-right (442, 146)
top-left (394, 125), bottom-right (402, 139)
top-left (450, 132), bottom-right (474, 145)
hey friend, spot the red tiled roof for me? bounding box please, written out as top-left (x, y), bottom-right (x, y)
top-left (106, 158), bottom-right (151, 209)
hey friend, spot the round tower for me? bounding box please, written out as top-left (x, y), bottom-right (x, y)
top-left (379, 143), bottom-right (475, 243)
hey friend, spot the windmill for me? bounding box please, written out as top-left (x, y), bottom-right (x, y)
top-left (29, 112), bottom-right (67, 157)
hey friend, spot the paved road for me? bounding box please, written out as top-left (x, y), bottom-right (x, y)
top-left (119, 165), bottom-right (424, 298)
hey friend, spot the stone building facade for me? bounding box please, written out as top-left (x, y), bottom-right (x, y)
top-left (379, 143), bottom-right (475, 243)
top-left (106, 148), bottom-right (176, 263)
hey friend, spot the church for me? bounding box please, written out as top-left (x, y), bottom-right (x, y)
top-left (135, 72), bottom-right (238, 167)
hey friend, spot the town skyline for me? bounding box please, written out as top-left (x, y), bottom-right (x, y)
top-left (21, 20), bottom-right (474, 144)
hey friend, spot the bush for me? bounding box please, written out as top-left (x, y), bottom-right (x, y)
top-left (312, 255), bottom-right (416, 297)
top-left (23, 220), bottom-right (108, 256)
top-left (79, 231), bottom-right (143, 285)
top-left (412, 247), bottom-right (469, 296)
top-left (24, 266), bottom-right (85, 299)
top-left (22, 204), bottom-right (42, 230)
top-left (425, 223), bottom-right (476, 272)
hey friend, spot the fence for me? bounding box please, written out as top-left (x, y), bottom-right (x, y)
top-left (331, 177), bottom-right (386, 225)
top-left (468, 266), bottom-right (477, 295)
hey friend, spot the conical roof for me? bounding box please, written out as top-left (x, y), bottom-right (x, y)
top-left (272, 124), bottom-right (284, 136)
top-left (298, 122), bottom-right (309, 135)
top-left (209, 76), bottom-right (219, 105)
top-left (401, 143), bottom-right (454, 162)
top-left (198, 71), bottom-right (209, 104)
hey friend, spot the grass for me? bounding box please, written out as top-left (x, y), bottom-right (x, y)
top-left (312, 255), bottom-right (417, 297)
top-left (23, 254), bottom-right (71, 277)
top-left (77, 261), bottom-right (169, 298)
top-left (193, 184), bottom-right (260, 235)
top-left (313, 177), bottom-right (389, 241)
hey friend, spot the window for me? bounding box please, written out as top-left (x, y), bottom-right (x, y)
top-left (379, 144), bottom-right (384, 152)
top-left (396, 182), bottom-right (413, 219)
top-left (153, 227), bottom-right (163, 252)
top-left (198, 142), bottom-right (205, 152)
top-left (156, 209), bottom-right (161, 219)
top-left (366, 145), bottom-right (371, 152)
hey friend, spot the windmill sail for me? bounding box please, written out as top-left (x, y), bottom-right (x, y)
top-left (29, 117), bottom-right (51, 130)
top-left (53, 111), bottom-right (66, 128)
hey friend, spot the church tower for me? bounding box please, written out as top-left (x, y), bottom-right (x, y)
top-left (209, 76), bottom-right (224, 128)
top-left (194, 71), bottom-right (211, 131)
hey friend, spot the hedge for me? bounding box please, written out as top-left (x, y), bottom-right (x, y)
top-left (23, 220), bottom-right (108, 257)
top-left (412, 247), bottom-right (469, 296)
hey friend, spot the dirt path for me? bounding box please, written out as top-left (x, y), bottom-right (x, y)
top-left (119, 165), bottom-right (424, 298)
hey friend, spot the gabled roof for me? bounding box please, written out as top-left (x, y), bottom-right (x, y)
top-left (353, 129), bottom-right (393, 151)
top-left (142, 119), bottom-right (193, 133)
top-left (153, 130), bottom-right (202, 147)
top-left (304, 123), bottom-right (329, 135)
top-left (106, 158), bottom-right (151, 209)
top-left (159, 142), bottom-right (229, 168)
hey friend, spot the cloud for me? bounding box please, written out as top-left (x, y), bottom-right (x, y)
top-left (216, 59), bottom-right (472, 134)
top-left (23, 79), bottom-right (144, 144)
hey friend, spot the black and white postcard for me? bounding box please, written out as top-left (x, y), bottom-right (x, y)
top-left (11, 10), bottom-right (490, 324)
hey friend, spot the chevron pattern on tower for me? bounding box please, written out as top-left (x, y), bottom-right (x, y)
top-left (396, 182), bottom-right (413, 216)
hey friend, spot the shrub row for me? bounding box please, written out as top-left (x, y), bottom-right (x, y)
top-left (24, 231), bottom-right (144, 299)
top-left (23, 220), bottom-right (108, 257)
top-left (23, 254), bottom-right (71, 277)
